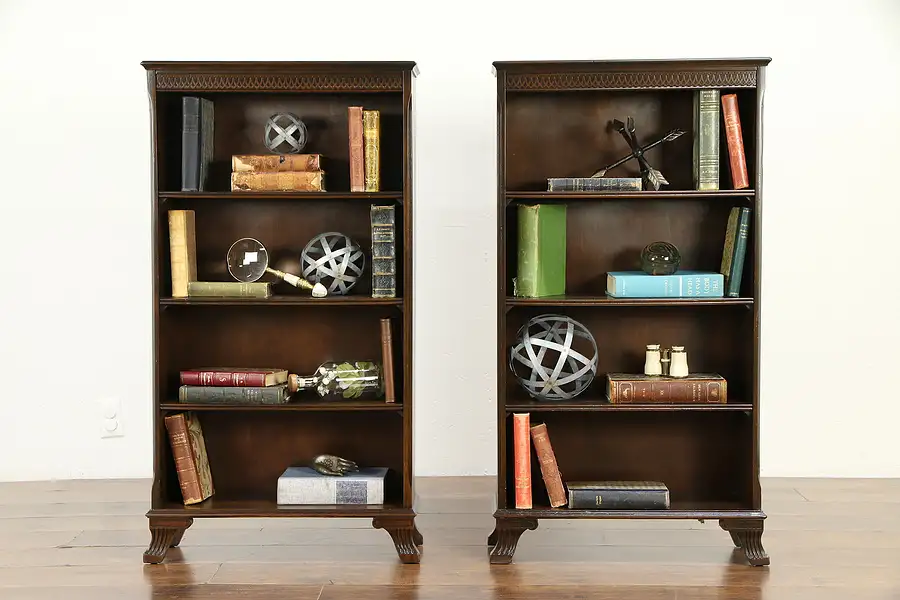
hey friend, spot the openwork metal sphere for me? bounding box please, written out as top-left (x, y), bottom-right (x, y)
top-left (300, 232), bottom-right (365, 296)
top-left (640, 241), bottom-right (681, 275)
top-left (264, 112), bottom-right (308, 154)
top-left (509, 314), bottom-right (598, 401)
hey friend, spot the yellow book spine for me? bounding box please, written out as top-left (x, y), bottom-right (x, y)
top-left (363, 110), bottom-right (380, 192)
top-left (168, 209), bottom-right (197, 298)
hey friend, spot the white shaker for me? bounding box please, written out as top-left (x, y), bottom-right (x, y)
top-left (644, 344), bottom-right (662, 376)
top-left (670, 346), bottom-right (689, 377)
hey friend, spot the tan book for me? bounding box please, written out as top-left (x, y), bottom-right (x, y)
top-left (231, 171), bottom-right (325, 192)
top-left (231, 154), bottom-right (321, 173)
top-left (348, 107), bottom-right (365, 192)
top-left (530, 423), bottom-right (567, 507)
top-left (164, 412), bottom-right (214, 505)
top-left (363, 110), bottom-right (380, 192)
top-left (187, 281), bottom-right (272, 298)
top-left (167, 210), bottom-right (197, 298)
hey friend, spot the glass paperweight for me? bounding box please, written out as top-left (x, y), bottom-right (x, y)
top-left (640, 241), bottom-right (681, 275)
top-left (289, 361), bottom-right (383, 400)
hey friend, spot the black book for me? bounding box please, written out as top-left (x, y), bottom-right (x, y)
top-left (181, 96), bottom-right (214, 191)
top-left (567, 481), bottom-right (670, 510)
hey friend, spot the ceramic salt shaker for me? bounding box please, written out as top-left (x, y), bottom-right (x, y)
top-left (644, 344), bottom-right (662, 376)
top-left (669, 346), bottom-right (689, 377)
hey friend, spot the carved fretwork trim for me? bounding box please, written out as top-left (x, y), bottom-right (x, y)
top-left (155, 72), bottom-right (403, 92)
top-left (505, 70), bottom-right (757, 91)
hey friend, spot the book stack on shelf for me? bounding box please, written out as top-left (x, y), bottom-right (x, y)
top-left (142, 60), bottom-right (420, 566)
top-left (491, 58), bottom-right (770, 568)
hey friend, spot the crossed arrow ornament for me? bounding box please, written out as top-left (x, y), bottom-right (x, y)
top-left (591, 117), bottom-right (685, 190)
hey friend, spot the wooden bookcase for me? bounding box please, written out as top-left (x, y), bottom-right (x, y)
top-left (489, 59), bottom-right (771, 565)
top-left (140, 61), bottom-right (421, 564)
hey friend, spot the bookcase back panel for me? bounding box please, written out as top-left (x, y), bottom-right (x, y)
top-left (155, 92), bottom-right (404, 193)
top-left (503, 411), bottom-right (753, 509)
top-left (504, 198), bottom-right (753, 297)
top-left (163, 411), bottom-right (404, 504)
top-left (159, 305), bottom-right (403, 403)
top-left (505, 306), bottom-right (754, 404)
top-left (503, 89), bottom-right (756, 192)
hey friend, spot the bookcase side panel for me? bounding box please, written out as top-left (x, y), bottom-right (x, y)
top-left (402, 69), bottom-right (414, 509)
top-left (496, 69), bottom-right (510, 509)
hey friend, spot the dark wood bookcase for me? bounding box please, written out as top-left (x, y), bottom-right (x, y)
top-left (489, 59), bottom-right (771, 565)
top-left (140, 61), bottom-right (421, 563)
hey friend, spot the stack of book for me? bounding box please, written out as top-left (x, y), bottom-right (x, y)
top-left (230, 154), bottom-right (326, 192)
top-left (177, 367), bottom-right (291, 404)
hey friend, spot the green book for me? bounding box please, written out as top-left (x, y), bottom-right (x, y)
top-left (515, 204), bottom-right (566, 298)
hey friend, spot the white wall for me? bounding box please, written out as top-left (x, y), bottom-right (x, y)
top-left (0, 0), bottom-right (898, 481)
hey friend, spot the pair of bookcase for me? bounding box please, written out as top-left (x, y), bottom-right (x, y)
top-left (141, 58), bottom-right (770, 567)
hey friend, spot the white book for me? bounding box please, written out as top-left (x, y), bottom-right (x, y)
top-left (276, 466), bottom-right (387, 505)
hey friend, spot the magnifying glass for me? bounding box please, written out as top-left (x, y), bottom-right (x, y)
top-left (227, 237), bottom-right (327, 298)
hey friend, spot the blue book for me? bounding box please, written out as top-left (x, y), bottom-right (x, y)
top-left (606, 271), bottom-right (724, 298)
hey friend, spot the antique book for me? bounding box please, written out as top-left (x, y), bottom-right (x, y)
top-left (567, 481), bottom-right (669, 510)
top-left (179, 384), bottom-right (290, 405)
top-left (180, 368), bottom-right (288, 387)
top-left (515, 204), bottom-right (566, 298)
top-left (380, 318), bottom-right (395, 403)
top-left (363, 109), bottom-right (380, 192)
top-left (693, 89), bottom-right (720, 190)
top-left (348, 106), bottom-right (365, 192)
top-left (513, 413), bottom-right (532, 509)
top-left (530, 423), bottom-right (566, 507)
top-left (547, 177), bottom-right (641, 192)
top-left (606, 271), bottom-right (724, 298)
top-left (231, 154), bottom-right (321, 173)
top-left (606, 373), bottom-right (727, 404)
top-left (721, 206), bottom-right (751, 297)
top-left (168, 209), bottom-right (197, 298)
top-left (231, 171), bottom-right (325, 192)
top-left (181, 96), bottom-right (214, 191)
top-left (164, 412), bottom-right (214, 504)
top-left (186, 281), bottom-right (271, 298)
top-left (371, 204), bottom-right (396, 298)
top-left (276, 466), bottom-right (387, 504)
top-left (722, 93), bottom-right (749, 189)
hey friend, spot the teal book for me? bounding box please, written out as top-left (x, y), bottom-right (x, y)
top-left (515, 204), bottom-right (566, 298)
top-left (720, 207), bottom-right (751, 297)
top-left (606, 271), bottom-right (724, 298)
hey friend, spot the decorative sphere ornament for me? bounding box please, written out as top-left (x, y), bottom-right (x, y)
top-left (640, 241), bottom-right (681, 275)
top-left (301, 232), bottom-right (365, 295)
top-left (509, 314), bottom-right (598, 401)
top-left (264, 112), bottom-right (308, 154)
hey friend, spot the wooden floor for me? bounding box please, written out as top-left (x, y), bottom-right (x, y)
top-left (0, 476), bottom-right (898, 599)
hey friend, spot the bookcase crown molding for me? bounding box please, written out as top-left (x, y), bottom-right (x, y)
top-left (504, 69), bottom-right (758, 91)
top-left (152, 72), bottom-right (404, 92)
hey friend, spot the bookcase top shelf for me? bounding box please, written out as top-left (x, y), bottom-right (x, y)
top-left (161, 401), bottom-right (404, 412)
top-left (506, 190), bottom-right (755, 203)
top-left (160, 296), bottom-right (404, 307)
top-left (506, 296), bottom-right (753, 308)
top-left (161, 192), bottom-right (403, 201)
top-left (505, 400), bottom-right (753, 412)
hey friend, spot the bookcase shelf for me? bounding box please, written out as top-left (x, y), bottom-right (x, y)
top-left (491, 58), bottom-right (770, 567)
top-left (142, 60), bottom-right (419, 565)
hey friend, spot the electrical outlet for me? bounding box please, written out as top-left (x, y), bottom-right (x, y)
top-left (99, 398), bottom-right (124, 438)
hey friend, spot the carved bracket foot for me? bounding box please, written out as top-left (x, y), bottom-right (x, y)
top-left (143, 517), bottom-right (193, 564)
top-left (488, 517), bottom-right (538, 565)
top-left (719, 518), bottom-right (769, 566)
top-left (373, 516), bottom-right (421, 564)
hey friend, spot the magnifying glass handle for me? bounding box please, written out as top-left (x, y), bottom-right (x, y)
top-left (265, 267), bottom-right (328, 298)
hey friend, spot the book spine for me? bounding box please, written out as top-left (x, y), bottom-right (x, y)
top-left (380, 318), bottom-right (395, 403)
top-left (230, 171), bottom-right (325, 192)
top-left (168, 209), bottom-right (197, 298)
top-left (547, 177), bottom-right (641, 191)
top-left (164, 413), bottom-right (203, 504)
top-left (530, 423), bottom-right (566, 507)
top-left (231, 154), bottom-right (321, 173)
top-left (179, 370), bottom-right (267, 387)
top-left (515, 204), bottom-right (566, 298)
top-left (513, 413), bottom-right (531, 509)
top-left (722, 93), bottom-right (749, 190)
top-left (181, 97), bottom-right (200, 191)
top-left (568, 488), bottom-right (669, 510)
top-left (186, 282), bottom-right (271, 298)
top-left (607, 378), bottom-right (727, 403)
top-left (694, 89), bottom-right (720, 190)
top-left (363, 110), bottom-right (380, 192)
top-left (178, 385), bottom-right (289, 404)
top-left (720, 207), bottom-right (740, 286)
top-left (371, 205), bottom-right (396, 298)
top-left (606, 273), bottom-right (724, 298)
top-left (348, 107), bottom-right (365, 191)
top-left (199, 99), bottom-right (214, 191)
top-left (727, 208), bottom-right (751, 297)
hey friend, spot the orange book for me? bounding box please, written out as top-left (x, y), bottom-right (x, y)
top-left (531, 423), bottom-right (566, 507)
top-left (721, 94), bottom-right (749, 190)
top-left (513, 413), bottom-right (532, 509)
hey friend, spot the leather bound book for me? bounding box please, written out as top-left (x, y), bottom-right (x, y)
top-left (371, 205), bottom-right (396, 298)
top-left (179, 368), bottom-right (288, 387)
top-left (530, 423), bottom-right (566, 507)
top-left (232, 154), bottom-right (321, 173)
top-left (567, 481), bottom-right (669, 510)
top-left (513, 413), bottom-right (532, 509)
top-left (181, 97), bottom-right (214, 191)
top-left (179, 384), bottom-right (290, 405)
top-left (164, 412), bottom-right (214, 505)
top-left (606, 373), bottom-right (727, 404)
top-left (168, 209), bottom-right (197, 298)
top-left (721, 93), bottom-right (749, 189)
top-left (186, 281), bottom-right (271, 298)
top-left (363, 110), bottom-right (380, 192)
top-left (379, 318), bottom-right (395, 403)
top-left (230, 171), bottom-right (325, 192)
top-left (693, 89), bottom-right (720, 190)
top-left (348, 107), bottom-right (365, 192)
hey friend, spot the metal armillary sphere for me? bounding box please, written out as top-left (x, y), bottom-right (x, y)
top-left (509, 314), bottom-right (598, 401)
top-left (300, 232), bottom-right (365, 296)
top-left (264, 112), bottom-right (308, 154)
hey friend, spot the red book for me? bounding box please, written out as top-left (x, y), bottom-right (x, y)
top-left (179, 368), bottom-right (288, 387)
top-left (513, 413), bottom-right (532, 509)
top-left (530, 423), bottom-right (567, 507)
top-left (348, 106), bottom-right (365, 192)
top-left (721, 94), bottom-right (749, 190)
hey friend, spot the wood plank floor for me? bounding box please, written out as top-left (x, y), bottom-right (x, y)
top-left (0, 476), bottom-right (898, 599)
